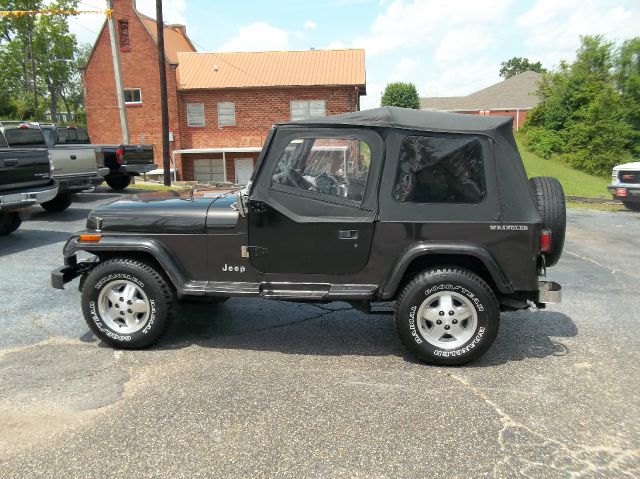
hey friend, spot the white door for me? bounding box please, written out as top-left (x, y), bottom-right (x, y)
top-left (234, 158), bottom-right (254, 185)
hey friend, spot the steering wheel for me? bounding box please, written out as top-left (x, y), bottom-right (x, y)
top-left (287, 169), bottom-right (315, 191)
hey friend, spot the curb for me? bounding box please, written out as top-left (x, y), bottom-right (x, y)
top-left (566, 195), bottom-right (621, 205)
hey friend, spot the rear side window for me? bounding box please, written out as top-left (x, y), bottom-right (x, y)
top-left (4, 128), bottom-right (47, 147)
top-left (0, 133), bottom-right (7, 148)
top-left (393, 135), bottom-right (485, 204)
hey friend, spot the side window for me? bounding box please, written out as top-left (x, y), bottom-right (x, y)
top-left (290, 100), bottom-right (326, 121)
top-left (124, 88), bottom-right (142, 104)
top-left (217, 102), bottom-right (236, 126)
top-left (187, 103), bottom-right (205, 126)
top-left (272, 137), bottom-right (371, 204)
top-left (393, 135), bottom-right (485, 204)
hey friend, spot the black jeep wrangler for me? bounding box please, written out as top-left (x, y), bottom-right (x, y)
top-left (52, 107), bottom-right (565, 365)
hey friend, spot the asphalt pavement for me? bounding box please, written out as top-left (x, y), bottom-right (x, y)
top-left (0, 188), bottom-right (638, 478)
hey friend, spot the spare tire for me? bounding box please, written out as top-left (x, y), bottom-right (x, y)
top-left (529, 176), bottom-right (566, 266)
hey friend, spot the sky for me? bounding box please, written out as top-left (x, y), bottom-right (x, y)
top-left (69, 0), bottom-right (640, 109)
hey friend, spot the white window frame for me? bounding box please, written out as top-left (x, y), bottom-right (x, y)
top-left (218, 102), bottom-right (236, 127)
top-left (186, 102), bottom-right (205, 127)
top-left (124, 88), bottom-right (142, 104)
top-left (290, 100), bottom-right (326, 121)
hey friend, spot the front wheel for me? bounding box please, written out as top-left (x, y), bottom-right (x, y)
top-left (0, 212), bottom-right (22, 235)
top-left (81, 258), bottom-right (175, 349)
top-left (394, 267), bottom-right (500, 365)
top-left (105, 175), bottom-right (132, 190)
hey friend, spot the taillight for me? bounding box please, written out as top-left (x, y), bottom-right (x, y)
top-left (540, 229), bottom-right (552, 253)
top-left (116, 148), bottom-right (124, 164)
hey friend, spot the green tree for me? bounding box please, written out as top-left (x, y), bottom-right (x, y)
top-left (381, 82), bottom-right (420, 109)
top-left (616, 38), bottom-right (640, 155)
top-left (0, 0), bottom-right (80, 121)
top-left (499, 57), bottom-right (545, 79)
top-left (524, 35), bottom-right (636, 176)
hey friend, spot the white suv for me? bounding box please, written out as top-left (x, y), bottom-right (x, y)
top-left (609, 162), bottom-right (640, 211)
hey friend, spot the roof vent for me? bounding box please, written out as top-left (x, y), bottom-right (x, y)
top-left (213, 64), bottom-right (219, 72)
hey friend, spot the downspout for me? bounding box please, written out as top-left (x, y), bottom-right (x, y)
top-left (516, 108), bottom-right (520, 131)
top-left (222, 151), bottom-right (227, 183)
top-left (355, 86), bottom-right (359, 111)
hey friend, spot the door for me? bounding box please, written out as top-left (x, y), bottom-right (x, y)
top-left (248, 130), bottom-right (383, 275)
top-left (193, 158), bottom-right (225, 183)
top-left (234, 158), bottom-right (254, 185)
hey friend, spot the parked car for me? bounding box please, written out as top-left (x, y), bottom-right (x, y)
top-left (608, 161), bottom-right (640, 211)
top-left (52, 107), bottom-right (565, 365)
top-left (40, 125), bottom-right (155, 191)
top-left (1, 123), bottom-right (108, 212)
top-left (0, 129), bottom-right (58, 235)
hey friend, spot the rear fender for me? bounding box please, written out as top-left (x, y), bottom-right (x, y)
top-left (379, 242), bottom-right (513, 300)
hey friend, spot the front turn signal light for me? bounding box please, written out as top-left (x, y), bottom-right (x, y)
top-left (79, 234), bottom-right (102, 242)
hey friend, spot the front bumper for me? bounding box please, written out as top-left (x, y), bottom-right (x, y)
top-left (0, 180), bottom-right (59, 212)
top-left (538, 281), bottom-right (561, 304)
top-left (608, 183), bottom-right (640, 202)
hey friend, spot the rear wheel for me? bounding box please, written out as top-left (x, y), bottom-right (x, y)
top-left (105, 175), bottom-right (132, 190)
top-left (0, 212), bottom-right (22, 235)
top-left (81, 258), bottom-right (175, 349)
top-left (394, 267), bottom-right (500, 365)
top-left (41, 192), bottom-right (73, 212)
top-left (529, 176), bottom-right (566, 266)
top-left (622, 201), bottom-right (640, 212)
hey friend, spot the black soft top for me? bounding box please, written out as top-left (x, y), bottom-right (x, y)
top-left (285, 106), bottom-right (513, 136)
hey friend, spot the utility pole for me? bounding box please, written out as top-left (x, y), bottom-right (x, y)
top-left (156, 0), bottom-right (171, 186)
top-left (106, 0), bottom-right (130, 144)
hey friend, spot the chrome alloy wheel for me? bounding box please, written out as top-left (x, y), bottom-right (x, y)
top-left (416, 291), bottom-right (478, 349)
top-left (97, 280), bottom-right (151, 334)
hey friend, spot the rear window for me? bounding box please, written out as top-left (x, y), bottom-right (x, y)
top-left (4, 128), bottom-right (47, 147)
top-left (393, 135), bottom-right (486, 204)
top-left (56, 128), bottom-right (90, 144)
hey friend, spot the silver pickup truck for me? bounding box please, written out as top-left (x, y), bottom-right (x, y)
top-left (0, 123), bottom-right (108, 212)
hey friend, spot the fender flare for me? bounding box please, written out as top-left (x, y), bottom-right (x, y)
top-left (63, 235), bottom-right (206, 296)
top-left (378, 242), bottom-right (513, 300)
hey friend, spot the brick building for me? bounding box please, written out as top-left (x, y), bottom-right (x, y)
top-left (420, 71), bottom-right (542, 129)
top-left (82, 0), bottom-right (366, 182)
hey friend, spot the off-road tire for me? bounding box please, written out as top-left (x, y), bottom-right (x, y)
top-left (0, 212), bottom-right (22, 235)
top-left (41, 192), bottom-right (73, 212)
top-left (622, 201), bottom-right (640, 212)
top-left (105, 175), bottom-right (132, 190)
top-left (529, 176), bottom-right (566, 266)
top-left (394, 267), bottom-right (500, 365)
top-left (81, 258), bottom-right (175, 349)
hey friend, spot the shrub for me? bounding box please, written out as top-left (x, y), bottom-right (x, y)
top-left (381, 82), bottom-right (421, 109)
top-left (525, 127), bottom-right (564, 159)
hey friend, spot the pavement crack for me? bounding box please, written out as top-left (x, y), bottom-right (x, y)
top-left (564, 250), bottom-right (638, 280)
top-left (442, 371), bottom-right (640, 478)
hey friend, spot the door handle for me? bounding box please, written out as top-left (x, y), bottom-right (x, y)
top-left (4, 158), bottom-right (18, 167)
top-left (70, 155), bottom-right (77, 160)
top-left (338, 230), bottom-right (358, 240)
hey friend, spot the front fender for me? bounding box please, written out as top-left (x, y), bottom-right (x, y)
top-left (60, 234), bottom-right (206, 296)
top-left (378, 242), bottom-right (513, 300)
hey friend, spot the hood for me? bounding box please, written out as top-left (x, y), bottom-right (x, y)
top-left (86, 189), bottom-right (240, 234)
top-left (613, 161), bottom-right (640, 171)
